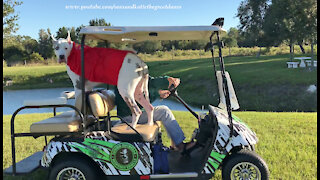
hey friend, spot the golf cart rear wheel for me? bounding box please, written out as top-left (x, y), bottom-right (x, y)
top-left (49, 157), bottom-right (99, 180)
top-left (222, 149), bottom-right (269, 180)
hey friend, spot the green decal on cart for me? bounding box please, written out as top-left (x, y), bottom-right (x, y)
top-left (110, 142), bottom-right (139, 171)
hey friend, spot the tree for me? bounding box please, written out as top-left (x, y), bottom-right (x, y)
top-left (223, 28), bottom-right (239, 56)
top-left (38, 28), bottom-right (54, 59)
top-left (22, 36), bottom-right (39, 55)
top-left (56, 27), bottom-right (77, 42)
top-left (3, 0), bottom-right (22, 36)
top-left (3, 42), bottom-right (26, 64)
top-left (305, 1), bottom-right (317, 60)
top-left (237, 0), bottom-right (270, 56)
top-left (133, 41), bottom-right (162, 54)
top-left (89, 18), bottom-right (112, 47)
top-left (89, 18), bottom-right (111, 26)
top-left (263, 0), bottom-right (317, 60)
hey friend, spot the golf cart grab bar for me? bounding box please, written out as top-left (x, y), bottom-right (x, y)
top-left (10, 104), bottom-right (84, 175)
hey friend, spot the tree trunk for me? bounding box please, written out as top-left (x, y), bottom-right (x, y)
top-left (298, 43), bottom-right (305, 54)
top-left (256, 47), bottom-right (261, 58)
top-left (289, 44), bottom-right (294, 61)
top-left (311, 41), bottom-right (314, 61)
top-left (292, 44), bottom-right (295, 54)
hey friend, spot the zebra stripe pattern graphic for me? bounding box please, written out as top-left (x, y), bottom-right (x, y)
top-left (202, 106), bottom-right (258, 174)
top-left (41, 131), bottom-right (154, 175)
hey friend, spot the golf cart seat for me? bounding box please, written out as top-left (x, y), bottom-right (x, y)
top-left (30, 90), bottom-right (115, 134)
top-left (75, 90), bottom-right (116, 117)
top-left (111, 121), bottom-right (162, 142)
top-left (30, 111), bottom-right (95, 133)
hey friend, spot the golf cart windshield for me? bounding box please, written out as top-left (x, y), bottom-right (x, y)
top-left (79, 25), bottom-right (226, 42)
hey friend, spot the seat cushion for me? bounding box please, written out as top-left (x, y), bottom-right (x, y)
top-left (88, 90), bottom-right (115, 117)
top-left (75, 90), bottom-right (115, 117)
top-left (30, 111), bottom-right (95, 133)
top-left (111, 122), bottom-right (161, 142)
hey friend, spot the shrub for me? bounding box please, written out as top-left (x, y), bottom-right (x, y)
top-left (155, 51), bottom-right (164, 57)
top-left (29, 52), bottom-right (45, 63)
top-left (7, 54), bottom-right (24, 64)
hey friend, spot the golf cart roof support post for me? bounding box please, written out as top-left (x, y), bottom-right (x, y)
top-left (81, 35), bottom-right (87, 127)
top-left (215, 31), bottom-right (234, 148)
top-left (104, 40), bottom-right (112, 134)
top-left (209, 33), bottom-right (220, 104)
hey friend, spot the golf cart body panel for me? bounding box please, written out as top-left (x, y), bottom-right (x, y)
top-left (79, 25), bottom-right (226, 42)
top-left (41, 133), bottom-right (154, 175)
top-left (202, 105), bottom-right (258, 174)
top-left (210, 105), bottom-right (258, 152)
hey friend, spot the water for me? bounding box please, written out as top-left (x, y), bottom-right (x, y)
top-left (3, 88), bottom-right (203, 115)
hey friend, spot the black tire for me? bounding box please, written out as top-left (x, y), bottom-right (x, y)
top-left (222, 149), bottom-right (269, 180)
top-left (49, 157), bottom-right (100, 180)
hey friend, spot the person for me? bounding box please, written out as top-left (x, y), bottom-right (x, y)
top-left (113, 75), bottom-right (196, 153)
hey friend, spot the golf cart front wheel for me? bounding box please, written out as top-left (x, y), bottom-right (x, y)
top-left (49, 157), bottom-right (99, 180)
top-left (222, 150), bottom-right (269, 180)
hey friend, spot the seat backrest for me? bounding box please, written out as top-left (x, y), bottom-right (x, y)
top-left (75, 90), bottom-right (115, 117)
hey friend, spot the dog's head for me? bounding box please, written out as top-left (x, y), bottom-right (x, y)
top-left (51, 31), bottom-right (73, 64)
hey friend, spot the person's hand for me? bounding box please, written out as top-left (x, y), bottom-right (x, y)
top-left (159, 90), bottom-right (171, 99)
top-left (168, 77), bottom-right (180, 89)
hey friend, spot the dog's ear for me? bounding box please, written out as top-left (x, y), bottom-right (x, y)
top-left (51, 34), bottom-right (57, 42)
top-left (67, 31), bottom-right (71, 44)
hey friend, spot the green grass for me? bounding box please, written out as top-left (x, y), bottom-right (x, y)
top-left (3, 111), bottom-right (317, 180)
top-left (3, 54), bottom-right (317, 111)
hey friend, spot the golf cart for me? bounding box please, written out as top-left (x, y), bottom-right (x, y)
top-left (5, 18), bottom-right (269, 180)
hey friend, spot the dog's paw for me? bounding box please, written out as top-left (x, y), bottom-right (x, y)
top-left (126, 125), bottom-right (136, 130)
top-left (147, 121), bottom-right (154, 126)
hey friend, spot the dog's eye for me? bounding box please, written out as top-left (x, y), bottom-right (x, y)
top-left (65, 47), bottom-right (68, 50)
top-left (55, 46), bottom-right (59, 50)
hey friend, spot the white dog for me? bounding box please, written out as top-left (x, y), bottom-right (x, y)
top-left (51, 32), bottom-right (154, 128)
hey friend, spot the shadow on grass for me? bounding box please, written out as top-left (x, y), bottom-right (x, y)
top-left (3, 169), bottom-right (48, 180)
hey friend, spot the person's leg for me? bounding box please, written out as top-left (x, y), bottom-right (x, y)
top-left (117, 105), bottom-right (185, 146)
top-left (152, 105), bottom-right (197, 153)
top-left (117, 106), bottom-right (195, 152)
top-left (152, 105), bottom-right (185, 146)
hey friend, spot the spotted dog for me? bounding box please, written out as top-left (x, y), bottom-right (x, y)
top-left (51, 32), bottom-right (154, 128)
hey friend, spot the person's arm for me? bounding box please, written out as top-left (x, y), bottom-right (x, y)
top-left (149, 76), bottom-right (180, 100)
top-left (115, 75), bottom-right (180, 117)
top-left (148, 76), bottom-right (169, 102)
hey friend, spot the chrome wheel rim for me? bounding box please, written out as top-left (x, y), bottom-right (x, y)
top-left (230, 162), bottom-right (261, 180)
top-left (56, 167), bottom-right (86, 180)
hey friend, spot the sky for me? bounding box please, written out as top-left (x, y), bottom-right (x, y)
top-left (14, 0), bottom-right (241, 40)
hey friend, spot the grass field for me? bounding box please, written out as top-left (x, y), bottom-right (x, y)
top-left (3, 111), bottom-right (317, 180)
top-left (3, 54), bottom-right (317, 111)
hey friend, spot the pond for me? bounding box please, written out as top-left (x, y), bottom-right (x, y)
top-left (3, 88), bottom-right (204, 115)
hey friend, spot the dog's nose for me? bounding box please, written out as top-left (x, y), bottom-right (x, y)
top-left (59, 55), bottom-right (65, 59)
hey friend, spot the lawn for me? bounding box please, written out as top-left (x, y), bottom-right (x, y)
top-left (3, 54), bottom-right (317, 111)
top-left (3, 111), bottom-right (317, 180)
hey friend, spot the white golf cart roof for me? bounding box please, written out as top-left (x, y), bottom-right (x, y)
top-left (79, 25), bottom-right (226, 42)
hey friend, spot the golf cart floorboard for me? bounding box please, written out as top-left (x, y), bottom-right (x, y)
top-left (4, 151), bottom-right (43, 175)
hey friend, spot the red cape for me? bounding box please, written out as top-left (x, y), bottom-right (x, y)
top-left (67, 42), bottom-right (132, 85)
